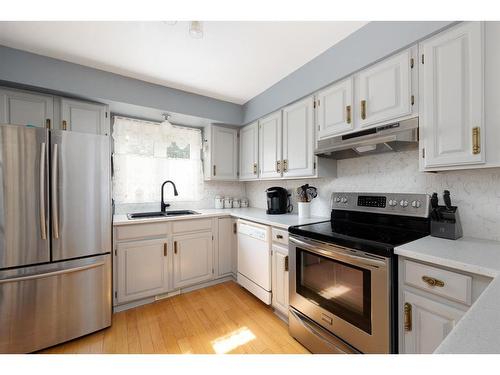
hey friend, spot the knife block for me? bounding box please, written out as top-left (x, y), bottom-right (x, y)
top-left (430, 206), bottom-right (463, 240)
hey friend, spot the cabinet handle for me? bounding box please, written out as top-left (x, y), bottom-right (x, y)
top-left (284, 256), bottom-right (289, 272)
top-left (253, 163), bottom-right (257, 175)
top-left (163, 242), bottom-right (168, 256)
top-left (283, 159), bottom-right (288, 172)
top-left (276, 160), bottom-right (281, 173)
top-left (404, 302), bottom-right (412, 332)
top-left (360, 100), bottom-right (367, 120)
top-left (472, 127), bottom-right (481, 155)
top-left (422, 275), bottom-right (445, 288)
top-left (346, 105), bottom-right (351, 124)
top-left (174, 241), bottom-right (178, 254)
top-left (62, 120), bottom-right (68, 131)
top-left (276, 234), bottom-right (283, 239)
top-left (45, 118), bottom-right (51, 129)
top-left (233, 223), bottom-right (237, 234)
top-left (213, 165), bottom-right (216, 176)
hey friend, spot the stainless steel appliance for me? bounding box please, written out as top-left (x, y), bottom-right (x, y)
top-left (288, 192), bottom-right (430, 354)
top-left (0, 124), bottom-right (112, 353)
top-left (315, 117), bottom-right (418, 160)
top-left (266, 187), bottom-right (291, 214)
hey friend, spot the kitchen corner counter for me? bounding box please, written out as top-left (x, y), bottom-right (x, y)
top-left (395, 235), bottom-right (500, 354)
top-left (113, 207), bottom-right (329, 230)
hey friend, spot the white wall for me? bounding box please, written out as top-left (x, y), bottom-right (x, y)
top-left (245, 150), bottom-right (500, 242)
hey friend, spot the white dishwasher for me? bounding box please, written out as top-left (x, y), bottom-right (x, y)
top-left (237, 219), bottom-right (272, 304)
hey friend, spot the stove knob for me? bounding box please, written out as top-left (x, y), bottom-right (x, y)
top-left (388, 199), bottom-right (397, 207)
top-left (335, 197), bottom-right (341, 203)
top-left (399, 200), bottom-right (409, 207)
top-left (341, 197), bottom-right (348, 204)
top-left (411, 200), bottom-right (421, 208)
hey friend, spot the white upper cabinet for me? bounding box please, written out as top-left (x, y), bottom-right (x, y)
top-left (0, 87), bottom-right (53, 128)
top-left (204, 125), bottom-right (239, 181)
top-left (419, 22), bottom-right (484, 169)
top-left (259, 111), bottom-right (282, 179)
top-left (239, 121), bottom-right (259, 180)
top-left (60, 98), bottom-right (109, 135)
top-left (355, 48), bottom-right (413, 128)
top-left (316, 78), bottom-right (354, 139)
top-left (282, 96), bottom-right (315, 177)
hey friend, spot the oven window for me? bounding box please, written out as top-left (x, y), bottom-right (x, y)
top-left (296, 248), bottom-right (372, 334)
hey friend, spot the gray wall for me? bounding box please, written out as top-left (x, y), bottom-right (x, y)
top-left (242, 21), bottom-right (456, 124)
top-left (0, 45), bottom-right (243, 124)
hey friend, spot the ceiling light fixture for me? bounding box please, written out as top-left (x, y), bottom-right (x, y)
top-left (189, 21), bottom-right (204, 39)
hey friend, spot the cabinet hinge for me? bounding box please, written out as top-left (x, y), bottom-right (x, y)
top-left (410, 57), bottom-right (414, 69)
top-left (411, 95), bottom-right (415, 106)
top-left (314, 161), bottom-right (317, 170)
top-left (114, 249), bottom-right (117, 256)
top-left (421, 54), bottom-right (425, 64)
top-left (422, 148), bottom-right (425, 158)
top-left (114, 291), bottom-right (117, 298)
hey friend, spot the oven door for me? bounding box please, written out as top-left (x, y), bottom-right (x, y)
top-left (289, 235), bottom-right (391, 353)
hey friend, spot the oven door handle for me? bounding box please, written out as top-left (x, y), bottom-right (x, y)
top-left (289, 236), bottom-right (387, 268)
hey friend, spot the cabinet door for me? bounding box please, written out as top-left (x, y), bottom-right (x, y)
top-left (259, 111), bottom-right (282, 179)
top-left (217, 217), bottom-right (236, 277)
top-left (239, 122), bottom-right (259, 180)
top-left (317, 78), bottom-right (354, 139)
top-left (272, 245), bottom-right (289, 316)
top-left (282, 96), bottom-right (315, 178)
top-left (0, 87), bottom-right (53, 128)
top-left (116, 238), bottom-right (169, 304)
top-left (420, 22), bottom-right (484, 168)
top-left (355, 49), bottom-right (412, 128)
top-left (173, 231), bottom-right (214, 289)
top-left (212, 126), bottom-right (238, 180)
top-left (60, 98), bottom-right (109, 135)
top-left (402, 291), bottom-right (465, 354)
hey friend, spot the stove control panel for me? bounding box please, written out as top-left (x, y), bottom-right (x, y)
top-left (332, 192), bottom-right (430, 218)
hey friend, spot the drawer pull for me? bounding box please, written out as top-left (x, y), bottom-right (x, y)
top-left (163, 242), bottom-right (167, 257)
top-left (360, 100), bottom-right (367, 120)
top-left (422, 275), bottom-right (445, 288)
top-left (276, 234), bottom-right (283, 239)
top-left (404, 302), bottom-right (412, 332)
top-left (174, 241), bottom-right (178, 254)
top-left (284, 255), bottom-right (289, 272)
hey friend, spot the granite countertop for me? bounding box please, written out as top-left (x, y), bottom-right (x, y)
top-left (113, 207), bottom-right (329, 230)
top-left (395, 235), bottom-right (500, 353)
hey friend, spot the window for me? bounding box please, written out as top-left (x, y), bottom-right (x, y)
top-left (112, 116), bottom-right (203, 204)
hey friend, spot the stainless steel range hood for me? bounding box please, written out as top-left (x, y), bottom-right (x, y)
top-left (315, 117), bottom-right (418, 160)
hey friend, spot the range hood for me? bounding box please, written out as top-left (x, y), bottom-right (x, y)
top-left (315, 117), bottom-right (419, 160)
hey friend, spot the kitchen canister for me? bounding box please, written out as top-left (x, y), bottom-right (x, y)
top-left (214, 195), bottom-right (224, 209)
top-left (233, 198), bottom-right (241, 208)
top-left (240, 198), bottom-right (249, 208)
top-left (223, 196), bottom-right (233, 209)
top-left (298, 201), bottom-right (311, 218)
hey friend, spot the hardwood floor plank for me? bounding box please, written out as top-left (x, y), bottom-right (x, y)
top-left (39, 281), bottom-right (309, 354)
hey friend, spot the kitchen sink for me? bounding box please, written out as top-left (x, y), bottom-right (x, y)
top-left (127, 210), bottom-right (200, 219)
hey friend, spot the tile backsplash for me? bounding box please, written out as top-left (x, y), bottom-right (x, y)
top-left (245, 150), bottom-right (500, 241)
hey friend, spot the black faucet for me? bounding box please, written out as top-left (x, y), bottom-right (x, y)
top-left (161, 180), bottom-right (178, 212)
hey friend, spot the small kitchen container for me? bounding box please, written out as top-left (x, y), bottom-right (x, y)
top-left (214, 195), bottom-right (224, 209)
top-left (240, 198), bottom-right (249, 208)
top-left (233, 199), bottom-right (241, 208)
top-left (223, 197), bottom-right (233, 208)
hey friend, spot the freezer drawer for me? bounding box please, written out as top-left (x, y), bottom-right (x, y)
top-left (0, 254), bottom-right (111, 353)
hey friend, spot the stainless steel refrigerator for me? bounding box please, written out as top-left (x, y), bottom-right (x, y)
top-left (0, 124), bottom-right (112, 353)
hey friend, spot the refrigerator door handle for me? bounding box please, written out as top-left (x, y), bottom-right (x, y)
top-left (51, 143), bottom-right (59, 239)
top-left (39, 142), bottom-right (47, 240)
top-left (0, 261), bottom-right (106, 284)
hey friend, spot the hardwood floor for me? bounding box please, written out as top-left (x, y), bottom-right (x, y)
top-left (39, 281), bottom-right (309, 354)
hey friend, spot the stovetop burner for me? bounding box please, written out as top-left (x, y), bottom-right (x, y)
top-left (289, 192), bottom-right (431, 257)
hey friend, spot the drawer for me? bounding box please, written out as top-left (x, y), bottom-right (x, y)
top-left (271, 228), bottom-right (288, 245)
top-left (172, 218), bottom-right (212, 234)
top-left (404, 259), bottom-right (472, 305)
top-left (115, 223), bottom-right (168, 241)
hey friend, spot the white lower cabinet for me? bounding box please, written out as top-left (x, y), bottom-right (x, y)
top-left (217, 217), bottom-right (237, 277)
top-left (402, 291), bottom-right (465, 354)
top-left (173, 231), bottom-right (214, 289)
top-left (271, 244), bottom-right (289, 316)
top-left (116, 238), bottom-right (169, 304)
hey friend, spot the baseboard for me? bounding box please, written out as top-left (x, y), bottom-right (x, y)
top-left (113, 275), bottom-right (235, 313)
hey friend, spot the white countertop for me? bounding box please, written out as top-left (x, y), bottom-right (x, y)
top-left (395, 235), bottom-right (500, 354)
top-left (113, 207), bottom-right (329, 230)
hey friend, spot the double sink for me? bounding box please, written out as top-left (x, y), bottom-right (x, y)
top-left (127, 210), bottom-right (200, 220)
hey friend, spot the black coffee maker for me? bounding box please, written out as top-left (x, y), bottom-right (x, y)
top-left (266, 187), bottom-right (291, 214)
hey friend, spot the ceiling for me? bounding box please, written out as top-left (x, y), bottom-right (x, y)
top-left (0, 21), bottom-right (367, 104)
